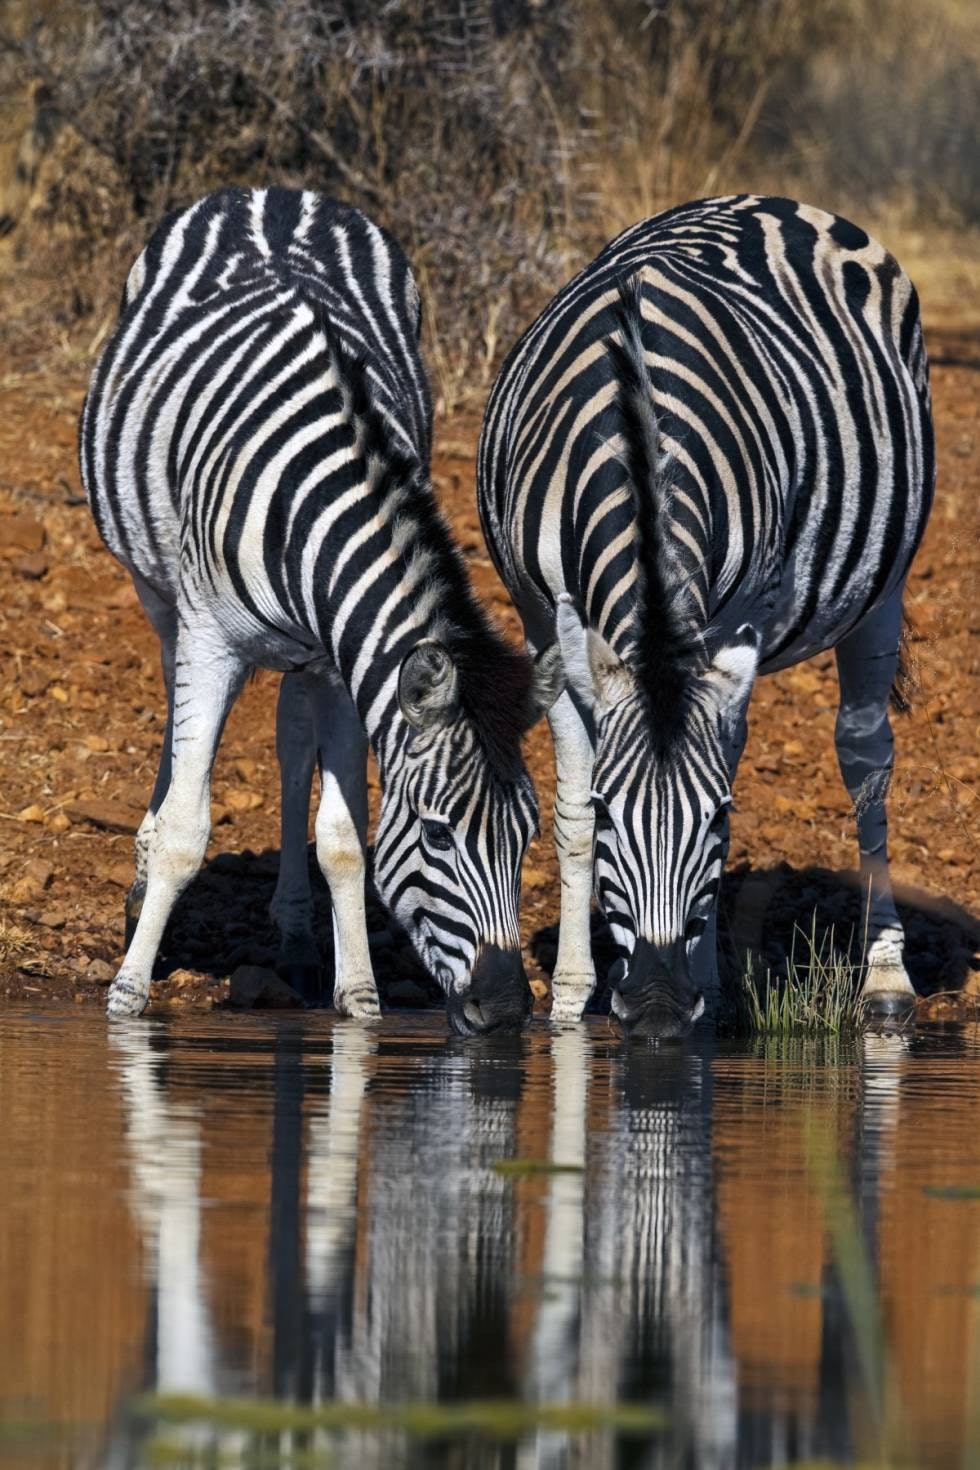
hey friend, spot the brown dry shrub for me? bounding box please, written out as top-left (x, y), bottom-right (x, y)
top-left (1, 0), bottom-right (977, 397)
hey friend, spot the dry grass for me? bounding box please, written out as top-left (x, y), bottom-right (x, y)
top-left (1, 0), bottom-right (976, 401)
top-left (0, 912), bottom-right (51, 977)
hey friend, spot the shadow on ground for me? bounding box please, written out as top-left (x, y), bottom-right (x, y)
top-left (529, 862), bottom-right (980, 1013)
top-left (152, 847), bottom-right (978, 1016)
top-left (155, 845), bottom-right (440, 1009)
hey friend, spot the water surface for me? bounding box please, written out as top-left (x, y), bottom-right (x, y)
top-left (1, 1006), bottom-right (978, 1468)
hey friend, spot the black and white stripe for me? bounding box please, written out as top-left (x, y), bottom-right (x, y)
top-left (478, 194), bottom-right (934, 1035)
top-left (81, 186), bottom-right (561, 1031)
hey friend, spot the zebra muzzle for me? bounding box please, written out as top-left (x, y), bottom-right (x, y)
top-left (447, 944), bottom-right (533, 1036)
top-left (609, 940), bottom-right (704, 1041)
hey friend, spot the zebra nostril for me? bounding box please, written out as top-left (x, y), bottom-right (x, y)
top-left (463, 999), bottom-right (487, 1030)
top-left (608, 958), bottom-right (628, 989)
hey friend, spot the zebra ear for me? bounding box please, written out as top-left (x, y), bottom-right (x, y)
top-left (703, 626), bottom-right (759, 723)
top-left (398, 640), bottom-right (460, 729)
top-left (556, 594), bottom-right (634, 711)
top-left (525, 642), bottom-right (566, 726)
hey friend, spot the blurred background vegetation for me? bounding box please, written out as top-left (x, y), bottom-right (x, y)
top-left (1, 0), bottom-right (977, 407)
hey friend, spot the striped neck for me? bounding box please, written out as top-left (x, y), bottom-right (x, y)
top-left (303, 484), bottom-right (531, 779)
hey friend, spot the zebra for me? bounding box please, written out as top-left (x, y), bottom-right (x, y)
top-left (80, 186), bottom-right (563, 1033)
top-left (478, 194), bottom-right (934, 1039)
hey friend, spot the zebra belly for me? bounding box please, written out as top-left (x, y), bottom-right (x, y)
top-left (756, 561), bottom-right (904, 675)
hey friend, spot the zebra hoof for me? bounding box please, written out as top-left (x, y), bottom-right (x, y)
top-left (334, 985), bottom-right (382, 1021)
top-left (862, 990), bottom-right (916, 1023)
top-left (277, 963), bottom-right (323, 1006)
top-left (549, 976), bottom-right (594, 1024)
top-left (107, 976), bottom-right (149, 1020)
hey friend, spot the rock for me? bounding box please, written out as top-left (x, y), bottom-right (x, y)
top-left (83, 734), bottom-right (110, 753)
top-left (530, 976), bottom-right (550, 1001)
top-left (48, 812), bottom-right (71, 834)
top-left (15, 553), bottom-right (49, 580)
top-left (18, 804), bottom-right (45, 823)
top-left (24, 859), bottom-right (54, 890)
top-left (4, 514), bottom-right (46, 552)
top-left (105, 862), bottom-right (133, 889)
top-left (38, 907), bottom-right (67, 928)
top-left (229, 964), bottom-right (303, 1010)
top-left (86, 958), bottom-right (115, 983)
top-left (234, 758), bottom-right (258, 780)
top-left (167, 968), bottom-right (200, 989)
top-left (224, 788), bottom-right (264, 812)
top-left (66, 798), bottom-right (144, 834)
top-left (19, 667), bottom-right (51, 697)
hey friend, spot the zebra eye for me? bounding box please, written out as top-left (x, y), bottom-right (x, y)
top-left (686, 914), bottom-right (708, 940)
top-left (421, 818), bottom-right (453, 852)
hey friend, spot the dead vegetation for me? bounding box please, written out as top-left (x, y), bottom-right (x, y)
top-left (1, 0), bottom-right (977, 403)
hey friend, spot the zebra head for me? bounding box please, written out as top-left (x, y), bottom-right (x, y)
top-left (374, 638), bottom-right (564, 1036)
top-left (558, 598), bottom-right (759, 1040)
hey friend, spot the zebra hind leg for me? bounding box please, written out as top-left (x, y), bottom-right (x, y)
top-left (269, 673), bottom-right (322, 1002)
top-left (834, 592), bottom-right (917, 1020)
top-left (548, 690), bottom-right (597, 1023)
top-left (308, 674), bottom-right (380, 1021)
top-left (126, 579), bottom-right (177, 950)
top-left (107, 621), bottom-right (247, 1019)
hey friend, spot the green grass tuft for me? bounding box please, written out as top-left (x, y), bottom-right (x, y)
top-left (732, 914), bottom-right (866, 1035)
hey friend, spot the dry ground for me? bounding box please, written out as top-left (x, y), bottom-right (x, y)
top-left (0, 273), bottom-right (977, 1020)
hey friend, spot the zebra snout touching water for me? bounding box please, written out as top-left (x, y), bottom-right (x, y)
top-left (80, 186), bottom-right (563, 1032)
top-left (478, 195), bottom-right (935, 1040)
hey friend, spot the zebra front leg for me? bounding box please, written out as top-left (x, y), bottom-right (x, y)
top-left (107, 626), bottom-right (247, 1019)
top-left (126, 580), bottom-right (177, 949)
top-left (270, 673), bottom-right (321, 1001)
top-left (309, 676), bottom-right (379, 1020)
top-left (690, 712), bottom-right (749, 1018)
top-left (835, 594), bottom-right (916, 1019)
top-left (548, 690), bottom-right (597, 1023)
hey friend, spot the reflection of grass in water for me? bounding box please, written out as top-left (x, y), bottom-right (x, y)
top-left (491, 1158), bottom-right (584, 1177)
top-left (805, 1123), bottom-right (887, 1432)
top-left (805, 1123), bottom-right (980, 1469)
top-left (139, 1393), bottom-right (666, 1442)
top-left (735, 915), bottom-right (866, 1034)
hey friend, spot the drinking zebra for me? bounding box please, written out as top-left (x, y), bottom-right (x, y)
top-left (81, 186), bottom-right (562, 1032)
top-left (478, 195), bottom-right (934, 1038)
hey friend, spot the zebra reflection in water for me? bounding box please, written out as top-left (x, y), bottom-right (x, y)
top-left (103, 1022), bottom-right (955, 1468)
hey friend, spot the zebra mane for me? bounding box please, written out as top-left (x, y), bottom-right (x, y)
top-left (316, 308), bottom-right (536, 778)
top-left (607, 276), bottom-right (704, 741)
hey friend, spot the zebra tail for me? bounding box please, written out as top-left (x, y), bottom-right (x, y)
top-left (891, 606), bottom-right (918, 714)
